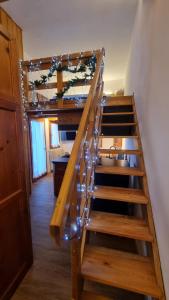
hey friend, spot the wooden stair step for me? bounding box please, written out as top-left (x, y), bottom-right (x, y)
top-left (98, 149), bottom-right (142, 155)
top-left (101, 123), bottom-right (136, 127)
top-left (87, 211), bottom-right (153, 242)
top-left (99, 135), bottom-right (138, 139)
top-left (81, 291), bottom-right (112, 300)
top-left (95, 166), bottom-right (145, 176)
top-left (81, 246), bottom-right (162, 298)
top-left (94, 186), bottom-right (148, 204)
top-left (102, 112), bottom-right (134, 116)
top-left (105, 96), bottom-right (132, 106)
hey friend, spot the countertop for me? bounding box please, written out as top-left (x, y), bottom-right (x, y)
top-left (52, 157), bottom-right (69, 164)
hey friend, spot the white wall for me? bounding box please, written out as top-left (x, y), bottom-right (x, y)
top-left (60, 140), bottom-right (73, 154)
top-left (125, 0), bottom-right (169, 297)
top-left (104, 78), bottom-right (124, 95)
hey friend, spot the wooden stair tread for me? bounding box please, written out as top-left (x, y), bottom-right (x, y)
top-left (99, 149), bottom-right (142, 155)
top-left (95, 165), bottom-right (145, 176)
top-left (87, 211), bottom-right (153, 241)
top-left (105, 96), bottom-right (132, 106)
top-left (99, 135), bottom-right (138, 139)
top-left (94, 186), bottom-right (148, 204)
top-left (102, 112), bottom-right (134, 116)
top-left (81, 291), bottom-right (112, 300)
top-left (81, 246), bottom-right (161, 298)
top-left (101, 123), bottom-right (136, 126)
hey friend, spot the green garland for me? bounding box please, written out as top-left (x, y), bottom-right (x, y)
top-left (29, 55), bottom-right (97, 99)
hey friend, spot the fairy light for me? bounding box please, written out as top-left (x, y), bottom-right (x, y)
top-left (101, 96), bottom-right (106, 107)
top-left (19, 59), bottom-right (29, 124)
top-left (64, 234), bottom-right (69, 241)
top-left (19, 51), bottom-right (103, 242)
top-left (75, 164), bottom-right (80, 171)
top-left (80, 183), bottom-right (86, 192)
top-left (71, 223), bottom-right (78, 233)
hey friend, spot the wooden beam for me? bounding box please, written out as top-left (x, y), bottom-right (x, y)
top-left (28, 79), bottom-right (92, 91)
top-left (23, 49), bottom-right (101, 68)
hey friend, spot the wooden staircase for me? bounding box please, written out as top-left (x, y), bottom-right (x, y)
top-left (80, 95), bottom-right (165, 299)
top-left (50, 51), bottom-right (165, 299)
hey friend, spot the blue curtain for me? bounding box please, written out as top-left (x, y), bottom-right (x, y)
top-left (31, 120), bottom-right (47, 179)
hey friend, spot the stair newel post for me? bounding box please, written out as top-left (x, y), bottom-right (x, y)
top-left (71, 172), bottom-right (84, 300)
top-left (57, 63), bottom-right (63, 107)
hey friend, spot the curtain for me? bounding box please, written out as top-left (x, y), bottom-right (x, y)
top-left (50, 123), bottom-right (59, 148)
top-left (31, 120), bottom-right (47, 179)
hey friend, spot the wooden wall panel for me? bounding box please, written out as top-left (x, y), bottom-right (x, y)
top-left (0, 34), bottom-right (13, 96)
top-left (0, 7), bottom-right (23, 101)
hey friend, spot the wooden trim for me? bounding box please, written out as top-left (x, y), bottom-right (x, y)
top-left (0, 23), bottom-right (11, 40)
top-left (0, 96), bottom-right (20, 110)
top-left (0, 93), bottom-right (19, 106)
top-left (23, 49), bottom-right (104, 67)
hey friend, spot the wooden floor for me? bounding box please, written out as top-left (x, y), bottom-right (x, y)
top-left (12, 174), bottom-right (71, 300)
top-left (12, 174), bottom-right (144, 300)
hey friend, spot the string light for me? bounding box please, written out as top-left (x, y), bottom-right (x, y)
top-left (19, 51), bottom-right (104, 242)
top-left (101, 96), bottom-right (106, 107)
top-left (64, 234), bottom-right (69, 241)
top-left (80, 184), bottom-right (86, 192)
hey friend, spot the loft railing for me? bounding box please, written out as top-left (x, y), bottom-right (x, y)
top-left (21, 49), bottom-right (103, 111)
top-left (50, 48), bottom-right (105, 299)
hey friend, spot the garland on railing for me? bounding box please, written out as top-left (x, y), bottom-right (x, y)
top-left (29, 55), bottom-right (97, 99)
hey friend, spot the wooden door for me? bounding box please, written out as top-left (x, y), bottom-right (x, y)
top-left (0, 20), bottom-right (33, 300)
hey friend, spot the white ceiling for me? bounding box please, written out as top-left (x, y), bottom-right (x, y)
top-left (2, 0), bottom-right (138, 86)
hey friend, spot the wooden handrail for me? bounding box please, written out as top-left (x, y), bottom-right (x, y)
top-left (50, 48), bottom-right (104, 242)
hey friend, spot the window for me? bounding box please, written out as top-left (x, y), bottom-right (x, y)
top-left (50, 122), bottom-right (60, 148)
